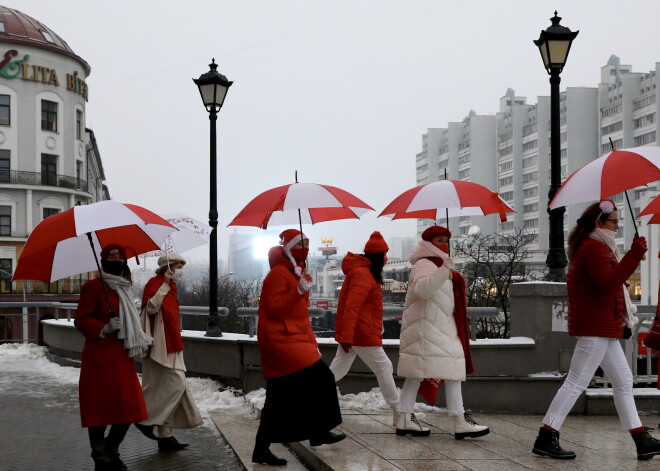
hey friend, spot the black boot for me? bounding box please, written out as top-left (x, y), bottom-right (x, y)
top-left (632, 430), bottom-right (660, 460)
top-left (251, 444), bottom-right (287, 466)
top-left (532, 427), bottom-right (576, 460)
top-left (157, 436), bottom-right (189, 451)
top-left (309, 430), bottom-right (347, 447)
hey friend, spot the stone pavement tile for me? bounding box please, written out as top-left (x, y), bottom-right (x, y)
top-left (295, 436), bottom-right (401, 471)
top-left (392, 459), bottom-right (469, 470)
top-left (455, 459), bottom-right (531, 471)
top-left (341, 414), bottom-right (397, 434)
top-left (414, 435), bottom-right (507, 460)
top-left (208, 411), bottom-right (308, 471)
top-left (358, 433), bottom-right (449, 460)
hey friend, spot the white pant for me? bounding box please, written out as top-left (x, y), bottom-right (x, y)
top-left (329, 345), bottom-right (399, 408)
top-left (397, 377), bottom-right (465, 416)
top-left (543, 336), bottom-right (641, 431)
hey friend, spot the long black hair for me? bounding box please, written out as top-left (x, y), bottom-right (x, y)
top-left (363, 252), bottom-right (385, 284)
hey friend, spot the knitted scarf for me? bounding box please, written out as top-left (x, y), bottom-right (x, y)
top-left (424, 257), bottom-right (474, 374)
top-left (102, 272), bottom-right (153, 357)
top-left (589, 228), bottom-right (638, 328)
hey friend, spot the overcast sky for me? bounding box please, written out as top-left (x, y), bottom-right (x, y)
top-left (11, 0), bottom-right (660, 263)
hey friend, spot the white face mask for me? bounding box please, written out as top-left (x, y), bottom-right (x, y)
top-left (172, 269), bottom-right (184, 282)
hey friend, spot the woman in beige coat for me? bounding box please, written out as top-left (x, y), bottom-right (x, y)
top-left (137, 253), bottom-right (203, 451)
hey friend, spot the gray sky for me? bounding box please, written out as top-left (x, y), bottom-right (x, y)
top-left (11, 0), bottom-right (660, 262)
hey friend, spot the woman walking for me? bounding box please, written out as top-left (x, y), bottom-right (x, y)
top-left (396, 226), bottom-right (489, 439)
top-left (329, 231), bottom-right (399, 424)
top-left (252, 229), bottom-right (345, 466)
top-left (137, 253), bottom-right (203, 451)
top-left (75, 244), bottom-right (152, 471)
top-left (533, 200), bottom-right (660, 461)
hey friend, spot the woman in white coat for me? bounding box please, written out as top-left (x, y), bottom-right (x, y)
top-left (396, 226), bottom-right (489, 439)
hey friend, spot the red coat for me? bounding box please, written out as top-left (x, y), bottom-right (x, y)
top-left (334, 253), bottom-right (383, 346)
top-left (75, 278), bottom-right (147, 427)
top-left (142, 275), bottom-right (184, 353)
top-left (257, 246), bottom-right (320, 379)
top-left (567, 238), bottom-right (644, 338)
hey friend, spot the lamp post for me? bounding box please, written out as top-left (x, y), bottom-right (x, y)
top-left (193, 59), bottom-right (233, 337)
top-left (534, 12), bottom-right (578, 282)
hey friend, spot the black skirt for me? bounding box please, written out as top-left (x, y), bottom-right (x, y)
top-left (257, 359), bottom-right (342, 443)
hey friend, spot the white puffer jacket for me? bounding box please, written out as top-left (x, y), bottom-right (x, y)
top-left (397, 240), bottom-right (466, 380)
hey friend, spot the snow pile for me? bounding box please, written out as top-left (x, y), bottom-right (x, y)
top-left (0, 343), bottom-right (79, 384)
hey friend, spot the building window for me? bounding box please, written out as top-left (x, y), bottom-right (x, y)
top-left (499, 175), bottom-right (513, 187)
top-left (499, 161), bottom-right (513, 172)
top-left (523, 187), bottom-right (539, 198)
top-left (0, 150), bottom-right (9, 183)
top-left (41, 30), bottom-right (55, 43)
top-left (43, 208), bottom-right (59, 220)
top-left (523, 203), bottom-right (538, 213)
top-left (458, 168), bottom-right (470, 180)
top-left (500, 191), bottom-right (513, 201)
top-left (500, 221), bottom-right (514, 231)
top-left (523, 171), bottom-right (538, 183)
top-left (0, 206), bottom-right (10, 235)
top-left (601, 121), bottom-right (623, 134)
top-left (522, 140), bottom-right (538, 152)
top-left (41, 100), bottom-right (58, 132)
top-left (76, 160), bottom-right (83, 188)
top-left (41, 154), bottom-right (58, 185)
top-left (0, 258), bottom-right (11, 293)
top-left (0, 95), bottom-right (9, 126)
top-left (0, 22), bottom-right (5, 34)
top-left (634, 131), bottom-right (656, 146)
top-left (522, 155), bottom-right (538, 168)
top-left (523, 218), bottom-right (539, 229)
top-left (76, 110), bottom-right (83, 139)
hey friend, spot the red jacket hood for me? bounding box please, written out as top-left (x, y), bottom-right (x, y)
top-left (342, 252), bottom-right (371, 275)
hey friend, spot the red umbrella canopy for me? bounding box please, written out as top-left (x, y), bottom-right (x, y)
top-left (637, 194), bottom-right (660, 224)
top-left (379, 180), bottom-right (514, 222)
top-left (228, 182), bottom-right (374, 229)
top-left (549, 147), bottom-right (660, 209)
top-left (13, 200), bottom-right (177, 282)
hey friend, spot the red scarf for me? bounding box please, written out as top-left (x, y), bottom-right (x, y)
top-left (424, 257), bottom-right (474, 374)
top-left (142, 275), bottom-right (184, 353)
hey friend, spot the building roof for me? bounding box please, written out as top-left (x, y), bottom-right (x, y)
top-left (0, 6), bottom-right (90, 75)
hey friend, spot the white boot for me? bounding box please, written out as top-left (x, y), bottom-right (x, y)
top-left (453, 412), bottom-right (489, 440)
top-left (396, 412), bottom-right (430, 437)
top-left (392, 410), bottom-right (426, 427)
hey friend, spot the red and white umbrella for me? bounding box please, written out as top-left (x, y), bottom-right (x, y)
top-left (13, 200), bottom-right (176, 282)
top-left (637, 195), bottom-right (660, 224)
top-left (229, 182), bottom-right (374, 229)
top-left (379, 180), bottom-right (514, 222)
top-left (549, 147), bottom-right (660, 209)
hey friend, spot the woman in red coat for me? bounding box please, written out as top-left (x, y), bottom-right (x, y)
top-left (329, 231), bottom-right (399, 422)
top-left (252, 229), bottom-right (345, 466)
top-left (533, 201), bottom-right (660, 461)
top-left (75, 244), bottom-right (152, 471)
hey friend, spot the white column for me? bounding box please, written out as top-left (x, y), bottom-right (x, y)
top-left (25, 189), bottom-right (32, 234)
top-left (69, 193), bottom-right (75, 209)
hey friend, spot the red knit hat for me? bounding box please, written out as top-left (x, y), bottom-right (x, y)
top-left (100, 244), bottom-right (126, 260)
top-left (279, 229), bottom-right (308, 275)
top-left (364, 231), bottom-right (389, 253)
top-left (421, 225), bottom-right (451, 241)
top-left (279, 229), bottom-right (303, 247)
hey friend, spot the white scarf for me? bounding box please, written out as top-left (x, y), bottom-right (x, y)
top-left (589, 228), bottom-right (638, 328)
top-left (102, 272), bottom-right (153, 357)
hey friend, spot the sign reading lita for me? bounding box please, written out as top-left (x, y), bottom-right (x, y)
top-left (0, 50), bottom-right (89, 100)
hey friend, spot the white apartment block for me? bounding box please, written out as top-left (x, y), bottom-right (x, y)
top-left (416, 55), bottom-right (659, 300)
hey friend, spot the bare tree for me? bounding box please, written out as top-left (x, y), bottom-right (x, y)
top-left (452, 228), bottom-right (544, 338)
top-left (178, 274), bottom-right (260, 333)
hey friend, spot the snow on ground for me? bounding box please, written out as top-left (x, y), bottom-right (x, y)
top-left (0, 343), bottom-right (439, 418)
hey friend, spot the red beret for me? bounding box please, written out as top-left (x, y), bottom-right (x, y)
top-left (364, 231), bottom-right (389, 253)
top-left (100, 244), bottom-right (126, 260)
top-left (421, 226), bottom-right (451, 241)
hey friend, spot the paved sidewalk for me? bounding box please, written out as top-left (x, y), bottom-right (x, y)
top-left (0, 366), bottom-right (242, 471)
top-left (211, 408), bottom-right (660, 471)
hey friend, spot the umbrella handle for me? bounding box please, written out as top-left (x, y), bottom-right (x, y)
top-left (86, 233), bottom-right (118, 317)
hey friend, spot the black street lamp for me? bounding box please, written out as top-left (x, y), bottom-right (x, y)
top-left (193, 59), bottom-right (233, 337)
top-left (534, 12), bottom-right (578, 282)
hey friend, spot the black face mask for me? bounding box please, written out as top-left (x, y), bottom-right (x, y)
top-left (102, 260), bottom-right (125, 276)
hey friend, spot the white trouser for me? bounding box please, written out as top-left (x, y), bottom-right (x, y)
top-left (329, 345), bottom-right (399, 408)
top-left (157, 424), bottom-right (172, 438)
top-left (543, 336), bottom-right (641, 431)
top-left (397, 377), bottom-right (465, 416)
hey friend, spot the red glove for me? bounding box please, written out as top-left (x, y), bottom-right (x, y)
top-left (341, 343), bottom-right (352, 353)
top-left (297, 274), bottom-right (313, 295)
top-left (631, 235), bottom-right (648, 256)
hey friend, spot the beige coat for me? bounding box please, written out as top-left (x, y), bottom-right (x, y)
top-left (397, 240), bottom-right (466, 381)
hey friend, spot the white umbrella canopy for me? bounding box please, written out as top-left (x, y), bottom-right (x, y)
top-left (141, 213), bottom-right (212, 258)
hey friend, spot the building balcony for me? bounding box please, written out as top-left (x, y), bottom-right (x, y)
top-left (0, 171), bottom-right (88, 191)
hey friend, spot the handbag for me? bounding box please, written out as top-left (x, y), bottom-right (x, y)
top-left (643, 314), bottom-right (660, 351)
